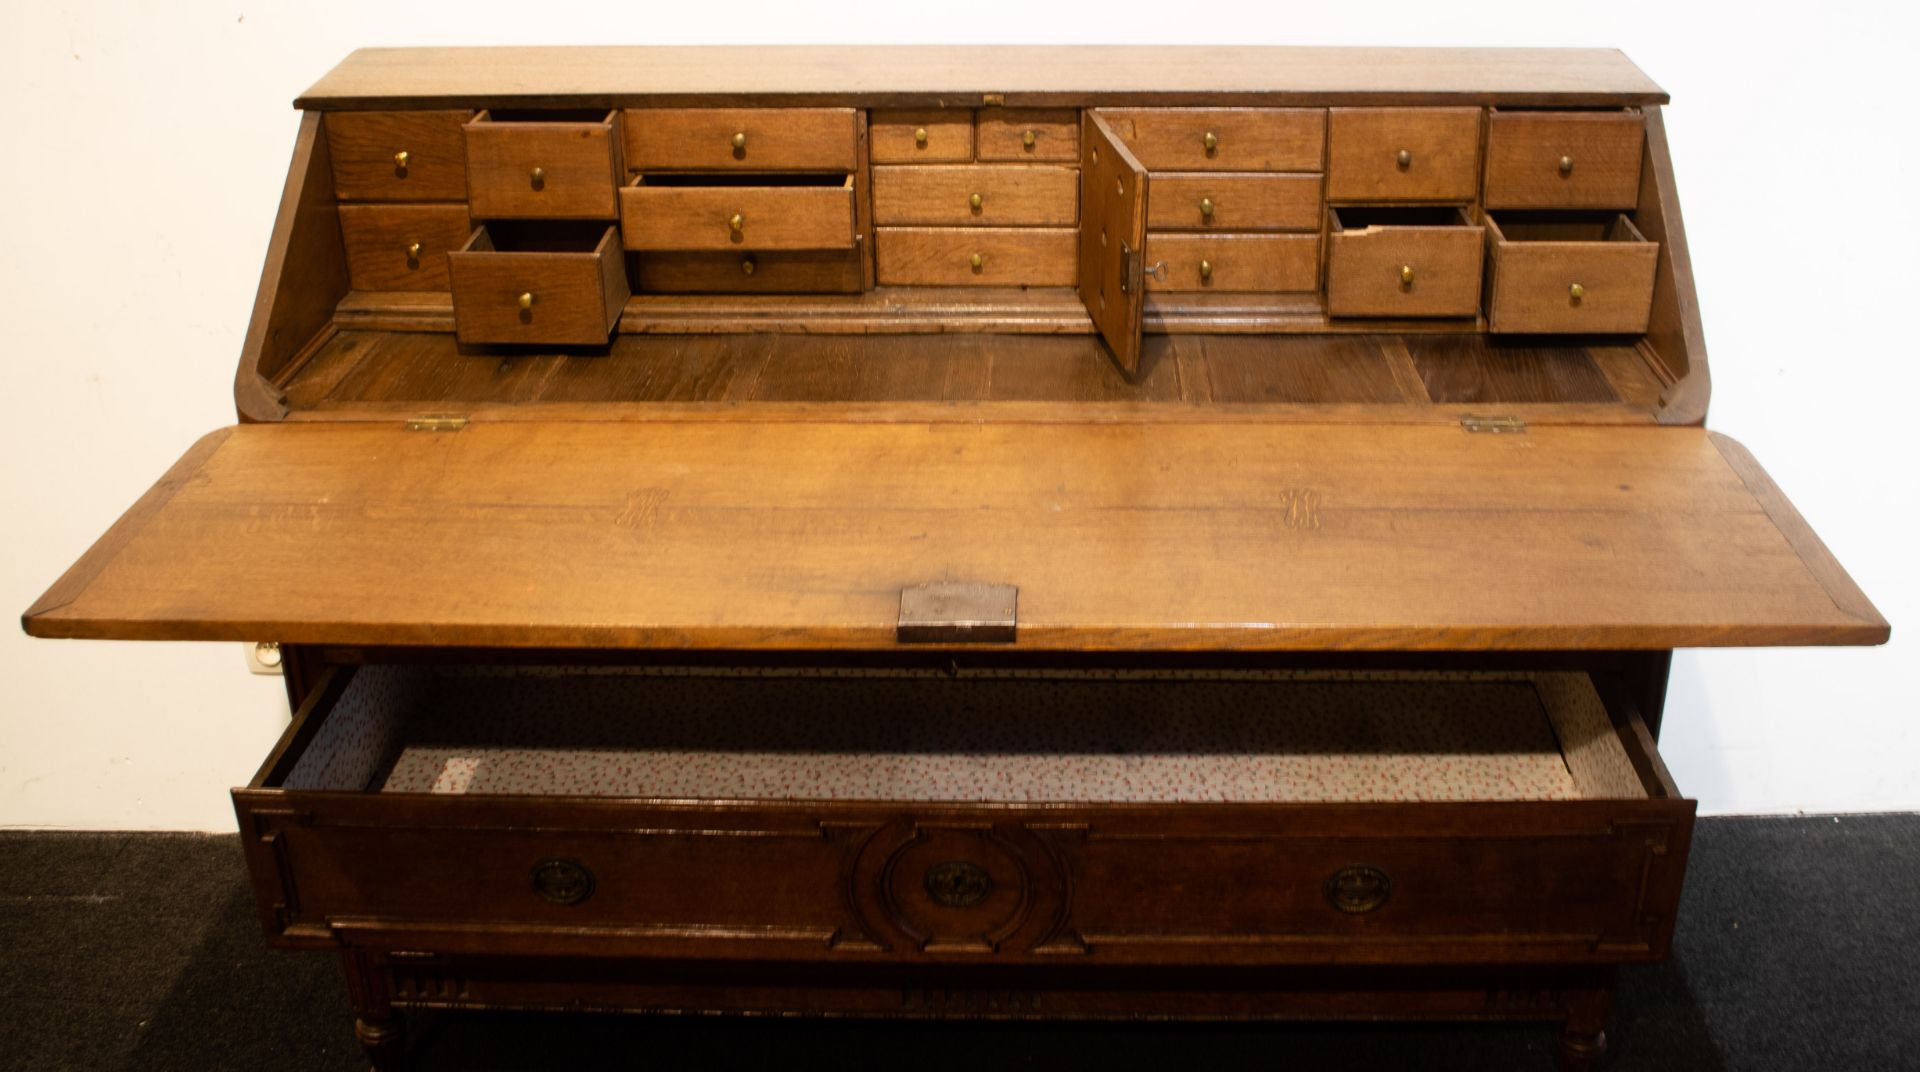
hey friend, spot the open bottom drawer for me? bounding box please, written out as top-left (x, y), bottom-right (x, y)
top-left (236, 665), bottom-right (1693, 968)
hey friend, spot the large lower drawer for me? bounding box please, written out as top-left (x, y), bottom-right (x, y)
top-left (236, 664), bottom-right (1693, 968)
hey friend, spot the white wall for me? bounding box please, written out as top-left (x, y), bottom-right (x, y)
top-left (2, 2), bottom-right (1912, 829)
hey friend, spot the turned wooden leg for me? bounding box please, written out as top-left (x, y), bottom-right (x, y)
top-left (1557, 980), bottom-right (1614, 1072)
top-left (354, 1012), bottom-right (408, 1072)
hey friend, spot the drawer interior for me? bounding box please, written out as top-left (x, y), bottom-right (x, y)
top-left (461, 220), bottom-right (614, 255)
top-left (271, 667), bottom-right (1658, 804)
top-left (631, 173), bottom-right (852, 189)
top-left (1330, 206), bottom-right (1475, 231)
top-left (1486, 211), bottom-right (1648, 245)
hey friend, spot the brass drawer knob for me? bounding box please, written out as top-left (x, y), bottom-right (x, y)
top-left (1199, 258), bottom-right (1213, 280)
top-left (969, 192), bottom-right (983, 210)
top-left (406, 241), bottom-right (422, 262)
top-left (1559, 155), bottom-right (1575, 175)
top-left (531, 858), bottom-right (594, 906)
top-left (529, 166), bottom-right (545, 189)
top-left (1400, 264), bottom-right (1415, 286)
top-left (518, 292), bottom-right (534, 311)
top-left (729, 212), bottom-right (744, 233)
top-left (741, 256), bottom-right (756, 276)
top-left (914, 127), bottom-right (929, 146)
top-left (1569, 282), bottom-right (1585, 301)
top-left (392, 150), bottom-right (410, 173)
top-left (1022, 129), bottom-right (1037, 148)
top-left (1397, 148), bottom-right (1413, 169)
top-left (1199, 196), bottom-right (1214, 218)
top-left (1326, 865), bottom-right (1391, 914)
top-left (969, 252), bottom-right (985, 270)
top-left (1202, 130), bottom-right (1219, 153)
top-left (731, 131), bottom-right (747, 150)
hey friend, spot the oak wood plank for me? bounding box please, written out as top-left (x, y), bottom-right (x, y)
top-left (22, 422), bottom-right (1883, 650)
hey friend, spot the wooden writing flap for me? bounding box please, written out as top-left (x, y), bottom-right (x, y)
top-left (21, 421), bottom-right (1887, 652)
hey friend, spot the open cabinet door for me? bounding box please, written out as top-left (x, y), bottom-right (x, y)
top-left (1078, 111), bottom-right (1149, 377)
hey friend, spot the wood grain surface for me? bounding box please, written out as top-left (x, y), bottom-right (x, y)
top-left (23, 422), bottom-right (1886, 651)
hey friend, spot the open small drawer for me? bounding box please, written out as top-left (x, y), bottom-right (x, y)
top-left (620, 173), bottom-right (857, 252)
top-left (1326, 206), bottom-right (1484, 318)
top-left (463, 109), bottom-right (624, 220)
top-left (446, 223), bottom-right (628, 345)
top-left (235, 664), bottom-right (1694, 967)
top-left (1484, 211), bottom-right (1659, 334)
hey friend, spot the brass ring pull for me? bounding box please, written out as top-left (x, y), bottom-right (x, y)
top-left (1559, 155), bottom-right (1575, 175)
top-left (729, 212), bottom-right (744, 233)
top-left (1396, 148), bottom-right (1412, 169)
top-left (529, 166), bottom-right (545, 188)
top-left (392, 150), bottom-right (410, 172)
top-left (531, 858), bottom-right (594, 906)
top-left (1400, 264), bottom-right (1415, 286)
top-left (1325, 865), bottom-right (1391, 914)
top-left (518, 292), bottom-right (534, 311)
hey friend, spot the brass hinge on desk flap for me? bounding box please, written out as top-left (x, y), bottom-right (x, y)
top-left (404, 414), bottom-right (468, 432)
top-left (898, 582), bottom-right (1018, 644)
top-left (1460, 415), bottom-right (1527, 434)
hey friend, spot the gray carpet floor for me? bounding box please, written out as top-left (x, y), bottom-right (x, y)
top-left (2, 814), bottom-right (1916, 1070)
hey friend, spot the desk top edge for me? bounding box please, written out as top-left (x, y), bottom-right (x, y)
top-left (294, 45), bottom-right (1669, 110)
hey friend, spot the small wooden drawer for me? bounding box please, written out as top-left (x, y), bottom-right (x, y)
top-left (1146, 173), bottom-right (1321, 232)
top-left (976, 109), bottom-right (1080, 162)
top-left (1484, 111), bottom-right (1644, 210)
top-left (326, 110), bottom-right (471, 202)
top-left (633, 249), bottom-right (865, 295)
top-left (1327, 107), bottom-right (1481, 203)
top-left (623, 108), bottom-right (859, 172)
top-left (464, 110), bottom-right (624, 220)
top-left (620, 175), bottom-right (856, 252)
top-left (1099, 108), bottom-right (1325, 172)
top-left (870, 109), bottom-right (974, 163)
top-left (235, 665), bottom-right (1693, 969)
top-left (872, 165), bottom-right (1078, 227)
top-left (1484, 212), bottom-right (1658, 334)
top-left (447, 223), bottom-right (628, 345)
top-left (1326, 207), bottom-right (1484, 318)
top-left (875, 227), bottom-right (1076, 286)
top-left (1143, 233), bottom-right (1319, 293)
top-left (336, 204), bottom-right (473, 292)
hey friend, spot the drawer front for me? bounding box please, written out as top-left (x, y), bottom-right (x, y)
top-left (633, 249), bottom-right (865, 295)
top-left (872, 165), bottom-right (1079, 227)
top-left (870, 109), bottom-right (974, 163)
top-left (1327, 222), bottom-right (1484, 318)
top-left (337, 204), bottom-right (472, 292)
top-left (1327, 107), bottom-right (1482, 203)
top-left (1146, 173), bottom-right (1321, 232)
top-left (875, 227), bottom-right (1076, 286)
top-left (1144, 233), bottom-right (1320, 293)
top-left (623, 108), bottom-right (859, 172)
top-left (620, 182), bottom-right (855, 251)
top-left (465, 113), bottom-right (623, 220)
top-left (1488, 238), bottom-right (1658, 333)
top-left (1484, 111), bottom-right (1644, 210)
top-left (1101, 108), bottom-right (1325, 172)
top-left (976, 109), bottom-right (1080, 162)
top-left (447, 227), bottom-right (627, 345)
top-left (327, 110), bottom-right (470, 202)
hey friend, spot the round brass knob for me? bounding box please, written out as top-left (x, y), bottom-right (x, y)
top-left (1199, 196), bottom-right (1215, 218)
top-left (530, 166), bottom-right (545, 188)
top-left (969, 252), bottom-right (984, 270)
top-left (518, 292), bottom-right (534, 311)
top-left (1559, 155), bottom-right (1575, 175)
top-left (1022, 129), bottom-right (1037, 148)
top-left (741, 256), bottom-right (756, 276)
top-left (731, 131), bottom-right (747, 150)
top-left (1400, 264), bottom-right (1415, 286)
top-left (729, 212), bottom-right (744, 233)
top-left (969, 192), bottom-right (983, 210)
top-left (1397, 148), bottom-right (1413, 169)
top-left (1569, 282), bottom-right (1585, 301)
top-left (392, 150), bottom-right (410, 172)
top-left (1199, 259), bottom-right (1213, 280)
top-left (406, 241), bottom-right (422, 261)
top-left (914, 127), bottom-right (929, 146)
top-left (1202, 130), bottom-right (1219, 153)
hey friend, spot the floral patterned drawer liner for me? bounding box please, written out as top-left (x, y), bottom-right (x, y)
top-left (284, 666), bottom-right (1646, 803)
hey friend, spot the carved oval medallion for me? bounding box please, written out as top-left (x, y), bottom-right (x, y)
top-left (531, 858), bottom-right (596, 906)
top-left (1325, 865), bottom-right (1392, 914)
top-left (924, 860), bottom-right (994, 908)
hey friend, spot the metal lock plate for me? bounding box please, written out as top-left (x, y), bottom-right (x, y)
top-left (897, 582), bottom-right (1018, 644)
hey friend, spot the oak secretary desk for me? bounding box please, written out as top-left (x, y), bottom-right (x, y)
top-left (23, 46), bottom-right (1888, 1070)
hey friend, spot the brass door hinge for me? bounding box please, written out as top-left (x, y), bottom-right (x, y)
top-left (405, 414), bottom-right (469, 432)
top-left (1460, 415), bottom-right (1526, 434)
